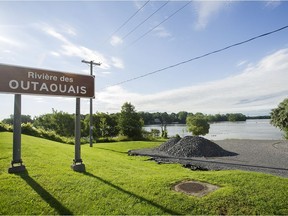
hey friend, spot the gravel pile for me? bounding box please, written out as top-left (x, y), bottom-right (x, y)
top-left (157, 136), bottom-right (181, 152)
top-left (160, 136), bottom-right (237, 157)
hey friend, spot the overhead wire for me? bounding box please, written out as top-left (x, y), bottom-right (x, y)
top-left (122, 1), bottom-right (170, 40)
top-left (128, 1), bottom-right (192, 47)
top-left (105, 0), bottom-right (150, 42)
top-left (102, 24), bottom-right (288, 89)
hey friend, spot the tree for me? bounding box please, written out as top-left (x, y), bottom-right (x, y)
top-left (33, 110), bottom-right (74, 137)
top-left (82, 112), bottom-right (120, 139)
top-left (150, 129), bottom-right (160, 137)
top-left (177, 111), bottom-right (188, 124)
top-left (138, 111), bottom-right (153, 125)
top-left (159, 112), bottom-right (169, 138)
top-left (186, 114), bottom-right (210, 136)
top-left (227, 113), bottom-right (247, 122)
top-left (271, 98), bottom-right (288, 139)
top-left (98, 112), bottom-right (119, 138)
top-left (118, 102), bottom-right (143, 139)
top-left (2, 114), bottom-right (33, 125)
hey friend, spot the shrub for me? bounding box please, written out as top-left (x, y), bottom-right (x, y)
top-left (21, 123), bottom-right (40, 137)
top-left (38, 129), bottom-right (64, 143)
top-left (151, 129), bottom-right (160, 137)
top-left (2, 122), bottom-right (90, 145)
top-left (115, 135), bottom-right (132, 142)
top-left (0, 122), bottom-right (12, 132)
top-left (271, 98), bottom-right (288, 139)
top-left (186, 114), bottom-right (210, 136)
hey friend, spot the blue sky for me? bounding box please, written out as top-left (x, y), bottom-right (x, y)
top-left (0, 0), bottom-right (288, 120)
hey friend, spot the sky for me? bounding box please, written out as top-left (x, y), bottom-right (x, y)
top-left (0, 0), bottom-right (288, 120)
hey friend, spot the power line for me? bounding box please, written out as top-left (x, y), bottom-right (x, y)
top-left (106, 0), bottom-right (150, 42)
top-left (128, 1), bottom-right (192, 47)
top-left (122, 1), bottom-right (170, 40)
top-left (103, 24), bottom-right (288, 89)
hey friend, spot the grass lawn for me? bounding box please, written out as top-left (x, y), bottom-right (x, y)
top-left (1, 131), bottom-right (288, 215)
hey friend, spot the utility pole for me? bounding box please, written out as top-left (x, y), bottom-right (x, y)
top-left (81, 60), bottom-right (101, 147)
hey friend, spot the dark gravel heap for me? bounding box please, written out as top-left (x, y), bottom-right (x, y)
top-left (157, 136), bottom-right (181, 152)
top-left (160, 136), bottom-right (237, 157)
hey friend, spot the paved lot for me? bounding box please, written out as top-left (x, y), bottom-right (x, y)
top-left (130, 139), bottom-right (288, 177)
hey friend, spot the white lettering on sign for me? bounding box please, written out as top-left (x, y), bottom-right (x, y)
top-left (28, 71), bottom-right (58, 81)
top-left (0, 64), bottom-right (94, 98)
top-left (9, 80), bottom-right (19, 89)
top-left (7, 80), bottom-right (87, 94)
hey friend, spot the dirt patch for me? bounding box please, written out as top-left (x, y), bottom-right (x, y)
top-left (173, 180), bottom-right (219, 197)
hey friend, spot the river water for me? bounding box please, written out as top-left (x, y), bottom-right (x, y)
top-left (143, 119), bottom-right (284, 140)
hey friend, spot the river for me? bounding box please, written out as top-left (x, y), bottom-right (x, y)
top-left (143, 119), bottom-right (284, 140)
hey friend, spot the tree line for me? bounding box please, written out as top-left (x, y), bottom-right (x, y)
top-left (0, 103), bottom-right (143, 142)
top-left (138, 111), bottom-right (249, 125)
top-left (1, 110), bottom-right (249, 137)
top-left (2, 100), bottom-right (285, 142)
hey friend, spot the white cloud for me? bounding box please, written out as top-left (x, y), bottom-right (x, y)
top-left (0, 35), bottom-right (23, 47)
top-left (111, 57), bottom-right (124, 69)
top-left (236, 60), bottom-right (248, 67)
top-left (95, 48), bottom-right (288, 115)
top-left (50, 51), bottom-right (61, 57)
top-left (265, 0), bottom-right (281, 9)
top-left (110, 35), bottom-right (123, 46)
top-left (152, 26), bottom-right (172, 38)
top-left (61, 43), bottom-right (110, 70)
top-left (193, 1), bottom-right (229, 30)
top-left (42, 25), bottom-right (69, 43)
top-left (40, 24), bottom-right (124, 71)
top-left (62, 24), bottom-right (77, 36)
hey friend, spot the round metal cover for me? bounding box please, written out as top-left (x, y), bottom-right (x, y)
top-left (177, 182), bottom-right (206, 193)
top-left (173, 181), bottom-right (219, 197)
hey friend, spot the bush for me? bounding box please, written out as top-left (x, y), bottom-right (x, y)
top-left (151, 129), bottom-right (160, 137)
top-left (115, 135), bottom-right (132, 142)
top-left (0, 122), bottom-right (12, 132)
top-left (21, 123), bottom-right (40, 137)
top-left (186, 114), bottom-right (210, 136)
top-left (1, 122), bottom-right (90, 145)
top-left (284, 128), bottom-right (288, 140)
top-left (96, 137), bottom-right (116, 143)
top-left (271, 98), bottom-right (288, 139)
top-left (37, 128), bottom-right (65, 143)
top-left (140, 130), bottom-right (154, 141)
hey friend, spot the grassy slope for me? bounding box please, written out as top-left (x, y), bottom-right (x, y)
top-left (0, 132), bottom-right (288, 215)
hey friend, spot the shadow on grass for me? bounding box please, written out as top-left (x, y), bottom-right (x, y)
top-left (83, 171), bottom-right (180, 215)
top-left (96, 147), bottom-right (128, 155)
top-left (16, 171), bottom-right (73, 215)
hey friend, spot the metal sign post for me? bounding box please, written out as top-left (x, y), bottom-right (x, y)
top-left (71, 98), bottom-right (85, 172)
top-left (8, 94), bottom-right (26, 173)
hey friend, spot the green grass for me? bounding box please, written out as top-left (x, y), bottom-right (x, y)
top-left (1, 132), bottom-right (288, 215)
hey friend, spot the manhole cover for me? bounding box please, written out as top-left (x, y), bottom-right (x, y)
top-left (178, 182), bottom-right (205, 193)
top-left (173, 181), bottom-right (219, 197)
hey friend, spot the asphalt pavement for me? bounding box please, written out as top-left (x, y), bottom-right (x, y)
top-left (130, 139), bottom-right (288, 178)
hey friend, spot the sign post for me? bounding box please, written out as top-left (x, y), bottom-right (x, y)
top-left (71, 98), bottom-right (85, 172)
top-left (8, 94), bottom-right (26, 173)
top-left (0, 64), bottom-right (95, 173)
